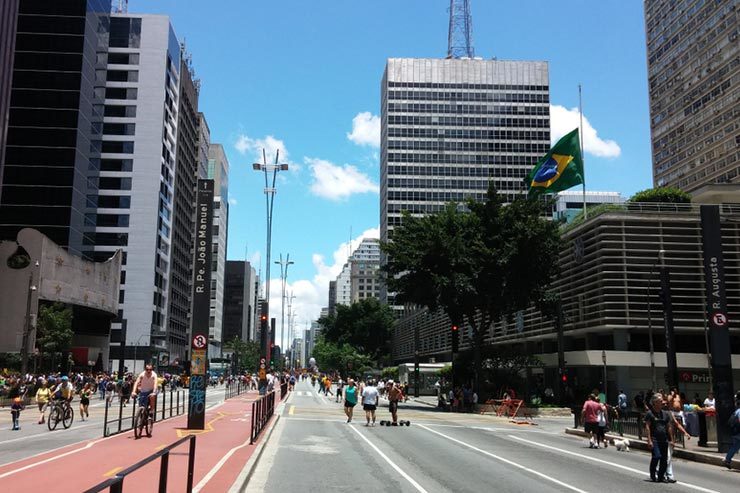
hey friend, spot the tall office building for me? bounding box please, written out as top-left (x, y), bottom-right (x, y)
top-left (334, 263), bottom-right (351, 306)
top-left (96, 13), bottom-right (183, 370)
top-left (207, 144), bottom-right (229, 357)
top-left (222, 260), bottom-right (246, 343)
top-left (349, 238), bottom-right (380, 303)
top-left (645, 0), bottom-right (738, 192)
top-left (0, 0), bottom-right (19, 181)
top-left (244, 261), bottom-right (259, 341)
top-left (0, 0), bottom-right (111, 255)
top-left (380, 58), bottom-right (550, 304)
top-left (164, 46), bottom-right (201, 364)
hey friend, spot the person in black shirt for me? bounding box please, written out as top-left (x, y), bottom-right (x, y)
top-left (645, 393), bottom-right (675, 483)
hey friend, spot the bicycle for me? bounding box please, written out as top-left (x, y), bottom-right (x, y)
top-left (133, 394), bottom-right (154, 439)
top-left (47, 399), bottom-right (74, 431)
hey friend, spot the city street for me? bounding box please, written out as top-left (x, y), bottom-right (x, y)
top-left (247, 380), bottom-right (739, 493)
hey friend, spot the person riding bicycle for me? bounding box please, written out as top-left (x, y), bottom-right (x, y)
top-left (51, 376), bottom-right (74, 403)
top-left (132, 364), bottom-right (159, 413)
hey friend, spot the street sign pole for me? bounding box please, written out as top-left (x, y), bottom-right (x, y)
top-left (188, 179), bottom-right (214, 430)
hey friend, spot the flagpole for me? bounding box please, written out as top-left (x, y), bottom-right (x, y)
top-left (579, 84), bottom-right (587, 219)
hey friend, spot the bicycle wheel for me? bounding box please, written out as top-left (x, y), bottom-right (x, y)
top-left (133, 408), bottom-right (143, 439)
top-left (47, 406), bottom-right (59, 431)
top-left (62, 405), bottom-right (74, 429)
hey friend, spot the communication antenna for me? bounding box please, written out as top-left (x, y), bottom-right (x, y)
top-left (113, 0), bottom-right (128, 14)
top-left (447, 0), bottom-right (474, 59)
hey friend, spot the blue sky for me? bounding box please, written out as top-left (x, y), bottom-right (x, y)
top-left (128, 0), bottom-right (653, 339)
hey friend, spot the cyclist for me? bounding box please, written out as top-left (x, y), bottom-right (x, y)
top-left (51, 376), bottom-right (75, 403)
top-left (132, 364), bottom-right (158, 415)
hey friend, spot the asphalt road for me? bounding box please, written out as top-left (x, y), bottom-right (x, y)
top-left (247, 380), bottom-right (739, 493)
top-left (0, 384), bottom-right (225, 466)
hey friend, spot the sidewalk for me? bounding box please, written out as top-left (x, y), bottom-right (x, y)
top-left (0, 390), bottom-right (277, 492)
top-left (564, 427), bottom-right (739, 468)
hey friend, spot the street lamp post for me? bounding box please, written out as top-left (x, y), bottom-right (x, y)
top-left (647, 260), bottom-right (657, 391)
top-left (20, 260), bottom-right (40, 375)
top-left (132, 333), bottom-right (148, 375)
top-left (275, 254), bottom-right (294, 361)
top-left (253, 150), bottom-right (289, 361)
top-left (601, 349), bottom-right (607, 403)
top-left (659, 249), bottom-right (679, 390)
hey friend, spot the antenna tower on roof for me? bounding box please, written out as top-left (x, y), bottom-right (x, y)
top-left (446, 0), bottom-right (474, 59)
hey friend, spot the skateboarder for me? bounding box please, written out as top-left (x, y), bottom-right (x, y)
top-left (387, 380), bottom-right (404, 426)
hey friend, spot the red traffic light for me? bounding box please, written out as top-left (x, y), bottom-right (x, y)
top-left (452, 325), bottom-right (458, 331)
top-left (561, 375), bottom-right (568, 382)
top-left (260, 314), bottom-right (267, 321)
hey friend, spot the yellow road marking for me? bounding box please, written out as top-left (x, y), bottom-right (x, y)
top-left (176, 411), bottom-right (235, 437)
top-left (289, 405), bottom-right (295, 415)
top-left (103, 467), bottom-right (123, 477)
top-left (154, 444), bottom-right (167, 451)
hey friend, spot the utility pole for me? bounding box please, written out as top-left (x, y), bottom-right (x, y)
top-left (447, 0), bottom-right (474, 59)
top-left (275, 254), bottom-right (294, 360)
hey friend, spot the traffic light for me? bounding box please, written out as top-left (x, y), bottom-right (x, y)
top-left (451, 324), bottom-right (459, 353)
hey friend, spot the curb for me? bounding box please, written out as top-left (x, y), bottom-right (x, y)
top-left (228, 394), bottom-right (289, 493)
top-left (410, 398), bottom-right (438, 408)
top-left (564, 428), bottom-right (738, 468)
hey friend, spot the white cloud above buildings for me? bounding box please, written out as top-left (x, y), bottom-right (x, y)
top-left (549, 105), bottom-right (621, 158)
top-left (306, 157), bottom-right (379, 201)
top-left (347, 112), bottom-right (380, 147)
top-left (267, 228), bottom-right (380, 345)
top-left (234, 134), bottom-right (298, 170)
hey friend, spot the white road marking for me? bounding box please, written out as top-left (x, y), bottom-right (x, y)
top-left (507, 435), bottom-right (720, 493)
top-left (242, 418), bottom-right (286, 492)
top-left (418, 424), bottom-right (587, 493)
top-left (349, 424), bottom-right (429, 493)
top-left (0, 422), bottom-right (97, 445)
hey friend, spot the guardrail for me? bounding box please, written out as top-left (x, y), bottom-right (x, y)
top-left (83, 434), bottom-right (196, 493)
top-left (250, 390), bottom-right (275, 444)
top-left (572, 408), bottom-right (684, 447)
top-left (225, 381), bottom-right (249, 400)
top-left (103, 389), bottom-right (186, 437)
top-left (280, 382), bottom-right (288, 400)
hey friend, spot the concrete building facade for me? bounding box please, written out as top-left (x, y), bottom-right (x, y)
top-left (645, 0), bottom-right (739, 191)
top-left (207, 143), bottom-right (229, 357)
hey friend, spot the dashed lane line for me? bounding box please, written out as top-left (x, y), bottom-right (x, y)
top-left (418, 424), bottom-right (587, 493)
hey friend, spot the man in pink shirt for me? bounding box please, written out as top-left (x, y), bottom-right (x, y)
top-left (582, 394), bottom-right (602, 448)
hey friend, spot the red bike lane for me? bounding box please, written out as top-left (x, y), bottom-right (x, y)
top-left (0, 391), bottom-right (279, 492)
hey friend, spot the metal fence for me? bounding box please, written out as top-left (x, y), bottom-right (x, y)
top-left (250, 390), bottom-right (275, 444)
top-left (280, 381), bottom-right (288, 400)
top-left (103, 389), bottom-right (186, 437)
top-left (83, 434), bottom-right (196, 493)
top-left (572, 408), bottom-right (684, 447)
top-left (225, 381), bottom-right (250, 400)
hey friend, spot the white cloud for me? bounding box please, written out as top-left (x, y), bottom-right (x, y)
top-left (234, 134), bottom-right (299, 170)
top-left (549, 104), bottom-right (621, 158)
top-left (347, 112), bottom-right (380, 147)
top-left (228, 197), bottom-right (238, 206)
top-left (267, 227), bottom-right (380, 350)
top-left (307, 157), bottom-right (378, 201)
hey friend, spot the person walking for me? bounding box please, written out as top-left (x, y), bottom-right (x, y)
top-left (581, 394), bottom-right (601, 448)
top-left (595, 396), bottom-right (608, 448)
top-left (10, 397), bottom-right (24, 431)
top-left (722, 398), bottom-right (740, 469)
top-left (79, 383), bottom-right (93, 421)
top-left (335, 377), bottom-right (344, 403)
top-left (645, 394), bottom-right (673, 483)
top-left (344, 379), bottom-right (358, 423)
top-left (361, 379), bottom-right (379, 426)
top-left (35, 379), bottom-right (51, 424)
top-left (617, 389), bottom-right (628, 417)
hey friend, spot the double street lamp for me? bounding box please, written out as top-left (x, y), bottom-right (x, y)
top-left (275, 253), bottom-right (294, 364)
top-left (20, 260), bottom-right (40, 375)
top-left (253, 150), bottom-right (289, 362)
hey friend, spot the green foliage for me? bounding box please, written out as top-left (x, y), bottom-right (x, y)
top-left (224, 337), bottom-right (261, 373)
top-left (36, 302), bottom-right (73, 358)
top-left (312, 337), bottom-right (373, 376)
top-left (318, 298), bottom-right (395, 363)
top-left (0, 352), bottom-right (22, 371)
top-left (436, 364), bottom-right (453, 379)
top-left (382, 185), bottom-right (561, 391)
top-left (380, 366), bottom-right (399, 381)
top-left (629, 187), bottom-right (691, 203)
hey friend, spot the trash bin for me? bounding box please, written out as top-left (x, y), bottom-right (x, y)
top-left (697, 411), bottom-right (708, 447)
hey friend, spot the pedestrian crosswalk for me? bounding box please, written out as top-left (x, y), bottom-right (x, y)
top-left (295, 391), bottom-right (313, 397)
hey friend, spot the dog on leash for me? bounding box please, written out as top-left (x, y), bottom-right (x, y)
top-left (609, 438), bottom-right (630, 451)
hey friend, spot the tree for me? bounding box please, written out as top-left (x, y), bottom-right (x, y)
top-left (224, 337), bottom-right (261, 373)
top-left (382, 185), bottom-right (562, 392)
top-left (630, 187), bottom-right (691, 203)
top-left (36, 302), bottom-right (73, 372)
top-left (312, 337), bottom-right (373, 377)
top-left (318, 298), bottom-right (395, 363)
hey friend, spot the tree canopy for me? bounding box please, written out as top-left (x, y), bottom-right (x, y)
top-left (224, 337), bottom-right (261, 373)
top-left (630, 187), bottom-right (691, 203)
top-left (318, 298), bottom-right (395, 363)
top-left (312, 337), bottom-right (373, 376)
top-left (382, 185), bottom-right (562, 390)
top-left (36, 302), bottom-right (74, 372)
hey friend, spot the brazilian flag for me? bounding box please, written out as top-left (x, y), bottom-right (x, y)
top-left (525, 128), bottom-right (584, 196)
